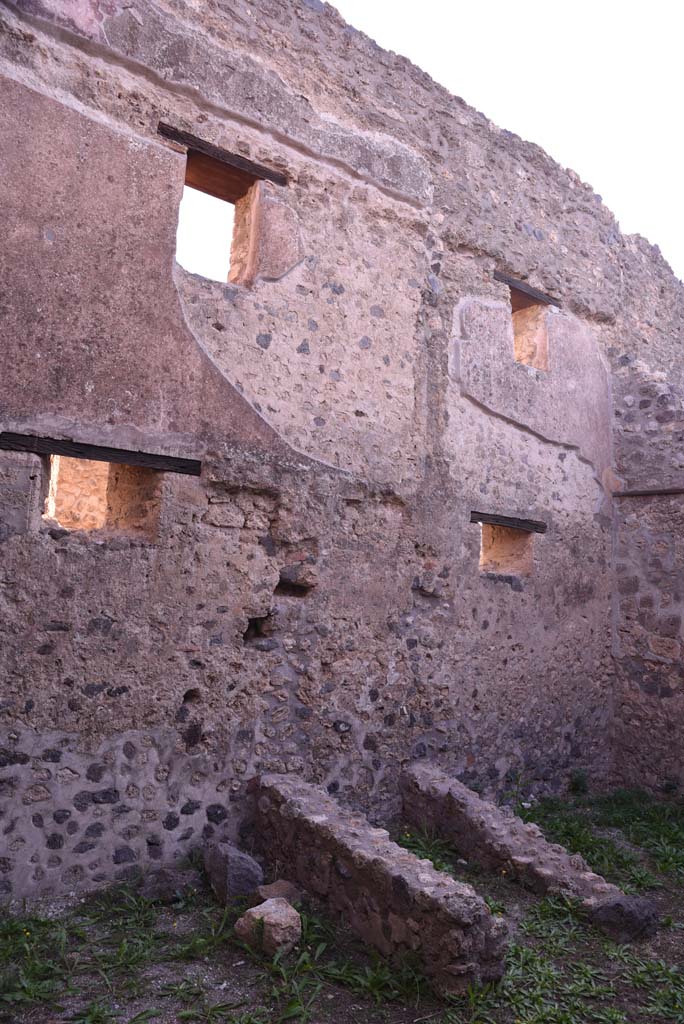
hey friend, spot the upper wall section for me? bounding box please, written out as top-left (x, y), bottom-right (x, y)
top-left (9, 0), bottom-right (432, 206)
top-left (454, 298), bottom-right (611, 480)
top-left (10, 0), bottom-right (683, 330)
top-left (0, 74), bottom-right (292, 464)
top-left (0, 2), bottom-right (435, 487)
top-left (3, 0), bottom-right (683, 485)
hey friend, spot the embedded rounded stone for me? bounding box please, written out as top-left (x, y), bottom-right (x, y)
top-left (61, 865), bottom-right (85, 886)
top-left (92, 788), bottom-right (119, 805)
top-left (181, 799), bottom-right (201, 815)
top-left (73, 792), bottom-right (94, 812)
top-left (206, 804), bottom-right (228, 824)
top-left (113, 846), bottom-right (136, 865)
top-left (74, 841), bottom-right (96, 855)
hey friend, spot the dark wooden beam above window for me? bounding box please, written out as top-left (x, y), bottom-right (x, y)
top-left (158, 122), bottom-right (288, 188)
top-left (0, 433), bottom-right (202, 476)
top-left (493, 271), bottom-right (561, 309)
top-left (185, 150), bottom-right (255, 204)
top-left (614, 486), bottom-right (684, 498)
top-left (470, 510), bottom-right (547, 534)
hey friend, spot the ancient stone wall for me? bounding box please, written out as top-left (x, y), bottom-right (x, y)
top-left (613, 494), bottom-right (684, 790)
top-left (609, 318), bottom-right (684, 790)
top-left (0, 0), bottom-right (682, 901)
top-left (255, 774), bottom-right (508, 992)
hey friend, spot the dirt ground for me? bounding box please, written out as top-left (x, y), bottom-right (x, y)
top-left (2, 788), bottom-right (683, 1024)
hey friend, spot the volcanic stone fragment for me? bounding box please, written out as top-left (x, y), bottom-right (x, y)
top-left (203, 840), bottom-right (264, 903)
top-left (589, 893), bottom-right (660, 943)
top-left (234, 897), bottom-right (301, 955)
top-left (256, 878), bottom-right (302, 904)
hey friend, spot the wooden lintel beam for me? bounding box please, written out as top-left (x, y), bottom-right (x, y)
top-left (0, 433), bottom-right (202, 477)
top-left (158, 122), bottom-right (288, 188)
top-left (493, 271), bottom-right (561, 309)
top-left (470, 510), bottom-right (547, 534)
top-left (614, 487), bottom-right (684, 498)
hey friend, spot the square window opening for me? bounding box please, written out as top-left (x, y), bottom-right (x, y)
top-left (44, 456), bottom-right (162, 538)
top-left (175, 150), bottom-right (259, 284)
top-left (510, 286), bottom-right (549, 371)
top-left (480, 522), bottom-right (534, 577)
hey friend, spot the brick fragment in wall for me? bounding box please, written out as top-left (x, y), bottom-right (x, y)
top-left (400, 765), bottom-right (658, 942)
top-left (254, 773), bottom-right (508, 993)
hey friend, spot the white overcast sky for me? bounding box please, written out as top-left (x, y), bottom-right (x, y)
top-left (331, 0), bottom-right (684, 283)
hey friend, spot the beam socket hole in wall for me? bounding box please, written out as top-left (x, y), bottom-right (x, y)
top-left (44, 455), bottom-right (161, 538)
top-left (275, 580), bottom-right (312, 597)
top-left (182, 688), bottom-right (202, 705)
top-left (274, 566), bottom-right (315, 597)
top-left (479, 523), bottom-right (534, 577)
top-left (176, 149), bottom-right (258, 284)
top-left (243, 613), bottom-right (272, 643)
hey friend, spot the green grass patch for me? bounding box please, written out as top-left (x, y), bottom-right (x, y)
top-left (2, 787), bottom-right (684, 1024)
top-left (517, 795), bottom-right (666, 891)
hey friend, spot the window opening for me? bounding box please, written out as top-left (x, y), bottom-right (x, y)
top-left (479, 522), bottom-right (534, 576)
top-left (470, 510), bottom-right (546, 578)
top-left (44, 456), bottom-right (162, 538)
top-left (493, 271), bottom-right (560, 372)
top-left (159, 124), bottom-right (288, 286)
top-left (176, 186), bottom-right (235, 283)
top-left (510, 287), bottom-right (549, 371)
top-left (176, 149), bottom-right (259, 284)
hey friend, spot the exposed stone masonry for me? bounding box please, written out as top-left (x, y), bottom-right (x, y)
top-left (0, 0), bottom-right (683, 903)
top-left (255, 774), bottom-right (508, 992)
top-left (0, 728), bottom-right (238, 901)
top-left (400, 765), bottom-right (658, 942)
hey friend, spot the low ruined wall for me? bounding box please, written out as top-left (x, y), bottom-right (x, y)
top-left (401, 764), bottom-right (616, 901)
top-left (255, 774), bottom-right (508, 992)
top-left (400, 765), bottom-right (658, 942)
